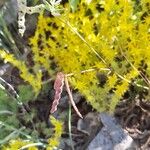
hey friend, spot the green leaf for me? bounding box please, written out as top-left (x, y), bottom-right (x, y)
top-left (69, 0), bottom-right (80, 12)
top-left (18, 85), bottom-right (34, 103)
top-left (0, 88), bottom-right (9, 101)
top-left (0, 88), bottom-right (17, 111)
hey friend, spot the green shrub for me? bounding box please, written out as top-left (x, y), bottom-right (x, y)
top-left (0, 0), bottom-right (150, 112)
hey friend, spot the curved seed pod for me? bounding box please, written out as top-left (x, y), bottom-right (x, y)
top-left (50, 72), bottom-right (64, 113)
top-left (64, 76), bottom-right (83, 118)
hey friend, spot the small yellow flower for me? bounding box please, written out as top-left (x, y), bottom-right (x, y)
top-left (46, 116), bottom-right (63, 150)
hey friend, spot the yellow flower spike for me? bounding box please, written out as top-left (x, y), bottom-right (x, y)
top-left (0, 50), bottom-right (42, 94)
top-left (46, 116), bottom-right (63, 150)
top-left (2, 139), bottom-right (38, 150)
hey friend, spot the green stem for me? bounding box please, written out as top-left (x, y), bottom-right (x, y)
top-left (68, 103), bottom-right (75, 150)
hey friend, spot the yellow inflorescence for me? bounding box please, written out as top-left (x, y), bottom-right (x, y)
top-left (30, 0), bottom-right (150, 111)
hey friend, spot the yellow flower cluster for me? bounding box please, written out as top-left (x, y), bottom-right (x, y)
top-left (46, 116), bottom-right (63, 150)
top-left (30, 0), bottom-right (150, 111)
top-left (2, 139), bottom-right (38, 150)
top-left (0, 50), bottom-right (42, 94)
top-left (0, 0), bottom-right (149, 112)
top-left (2, 116), bottom-right (63, 150)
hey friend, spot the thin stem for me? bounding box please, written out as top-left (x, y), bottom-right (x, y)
top-left (42, 67), bottom-right (110, 85)
top-left (66, 68), bottom-right (111, 77)
top-left (0, 110), bottom-right (14, 115)
top-left (0, 77), bottom-right (22, 105)
top-left (115, 72), bottom-right (149, 90)
top-left (20, 143), bottom-right (45, 150)
top-left (68, 103), bottom-right (75, 150)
